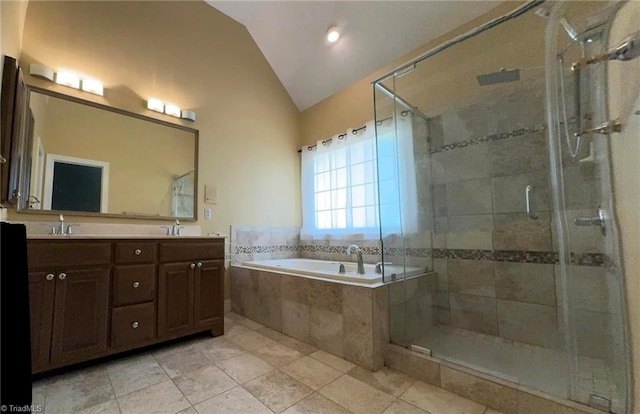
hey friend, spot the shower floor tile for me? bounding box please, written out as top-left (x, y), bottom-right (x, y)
top-left (412, 325), bottom-right (618, 411)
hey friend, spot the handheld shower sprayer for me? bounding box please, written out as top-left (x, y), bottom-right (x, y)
top-left (572, 30), bottom-right (640, 71)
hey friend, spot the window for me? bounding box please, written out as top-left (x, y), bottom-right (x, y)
top-left (301, 116), bottom-right (417, 239)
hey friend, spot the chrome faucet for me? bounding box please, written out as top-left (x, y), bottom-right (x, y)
top-left (346, 244), bottom-right (365, 275)
top-left (51, 214), bottom-right (74, 235)
top-left (164, 219), bottom-right (183, 236)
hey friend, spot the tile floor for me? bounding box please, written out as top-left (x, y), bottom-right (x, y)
top-left (32, 313), bottom-right (502, 414)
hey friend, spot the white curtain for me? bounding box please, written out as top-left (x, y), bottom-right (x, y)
top-left (301, 113), bottom-right (417, 240)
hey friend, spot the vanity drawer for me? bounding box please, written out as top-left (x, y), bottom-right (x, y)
top-left (113, 265), bottom-right (156, 306)
top-left (111, 303), bottom-right (155, 349)
top-left (28, 241), bottom-right (112, 269)
top-left (115, 242), bottom-right (157, 264)
top-left (158, 241), bottom-right (224, 263)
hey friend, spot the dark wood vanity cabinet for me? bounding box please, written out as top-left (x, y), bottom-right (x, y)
top-left (27, 237), bottom-right (224, 374)
top-left (158, 241), bottom-right (225, 340)
top-left (27, 241), bottom-right (111, 372)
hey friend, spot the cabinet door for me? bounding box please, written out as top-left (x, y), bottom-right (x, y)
top-left (194, 260), bottom-right (224, 334)
top-left (158, 262), bottom-right (194, 338)
top-left (50, 267), bottom-right (110, 366)
top-left (28, 271), bottom-right (56, 373)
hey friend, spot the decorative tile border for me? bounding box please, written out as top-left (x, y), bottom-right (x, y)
top-left (431, 248), bottom-right (607, 267)
top-left (431, 124), bottom-right (547, 154)
top-left (234, 244), bottom-right (607, 267)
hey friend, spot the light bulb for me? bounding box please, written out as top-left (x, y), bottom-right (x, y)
top-left (327, 26), bottom-right (340, 43)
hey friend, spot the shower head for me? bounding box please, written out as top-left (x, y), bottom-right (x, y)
top-left (476, 68), bottom-right (520, 86)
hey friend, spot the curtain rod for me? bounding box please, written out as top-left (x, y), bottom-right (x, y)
top-left (297, 124), bottom-right (367, 153)
top-left (296, 110), bottom-right (410, 153)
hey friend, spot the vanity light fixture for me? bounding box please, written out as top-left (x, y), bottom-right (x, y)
top-left (327, 26), bottom-right (340, 43)
top-left (181, 110), bottom-right (196, 122)
top-left (81, 78), bottom-right (104, 96)
top-left (55, 71), bottom-right (81, 89)
top-left (164, 103), bottom-right (181, 118)
top-left (147, 98), bottom-right (165, 113)
top-left (29, 63), bottom-right (55, 82)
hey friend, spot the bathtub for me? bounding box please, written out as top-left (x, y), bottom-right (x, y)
top-left (240, 258), bottom-right (425, 285)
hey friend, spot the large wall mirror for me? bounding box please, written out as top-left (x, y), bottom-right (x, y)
top-left (15, 86), bottom-right (198, 220)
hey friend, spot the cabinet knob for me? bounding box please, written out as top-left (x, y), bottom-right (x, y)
top-left (134, 249), bottom-right (142, 256)
top-left (46, 273), bottom-right (55, 281)
top-left (131, 321), bottom-right (139, 329)
top-left (58, 273), bottom-right (67, 280)
top-left (190, 263), bottom-right (196, 269)
top-left (133, 281), bottom-right (140, 288)
top-left (196, 262), bottom-right (203, 268)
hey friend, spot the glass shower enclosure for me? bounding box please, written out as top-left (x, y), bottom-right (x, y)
top-left (374, 2), bottom-right (632, 412)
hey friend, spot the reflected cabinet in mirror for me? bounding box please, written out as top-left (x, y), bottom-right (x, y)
top-left (16, 87), bottom-right (198, 220)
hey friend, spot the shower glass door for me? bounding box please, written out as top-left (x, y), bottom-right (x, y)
top-left (375, 2), bottom-right (631, 412)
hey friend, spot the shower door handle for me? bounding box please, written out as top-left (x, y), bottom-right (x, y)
top-left (525, 185), bottom-right (538, 220)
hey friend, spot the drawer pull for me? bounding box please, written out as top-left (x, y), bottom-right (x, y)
top-left (131, 321), bottom-right (139, 329)
top-left (133, 281), bottom-right (140, 288)
top-left (134, 249), bottom-right (142, 256)
top-left (58, 273), bottom-right (67, 280)
top-left (190, 263), bottom-right (196, 269)
top-left (196, 262), bottom-right (203, 268)
top-left (46, 273), bottom-right (55, 281)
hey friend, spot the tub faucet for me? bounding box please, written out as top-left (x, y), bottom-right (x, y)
top-left (346, 244), bottom-right (365, 275)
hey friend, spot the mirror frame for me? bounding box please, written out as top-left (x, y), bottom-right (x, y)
top-left (16, 85), bottom-right (199, 221)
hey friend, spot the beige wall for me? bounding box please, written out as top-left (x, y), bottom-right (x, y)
top-left (609, 2), bottom-right (640, 411)
top-left (10, 1), bottom-right (301, 234)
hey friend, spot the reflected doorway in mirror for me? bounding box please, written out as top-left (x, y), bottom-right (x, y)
top-left (43, 153), bottom-right (109, 213)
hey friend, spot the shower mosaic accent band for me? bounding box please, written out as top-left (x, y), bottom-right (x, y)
top-left (430, 124), bottom-right (547, 154)
top-left (233, 244), bottom-right (607, 267)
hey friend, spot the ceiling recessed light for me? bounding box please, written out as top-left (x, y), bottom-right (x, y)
top-left (327, 26), bottom-right (340, 43)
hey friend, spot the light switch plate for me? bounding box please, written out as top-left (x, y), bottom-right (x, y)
top-left (205, 185), bottom-right (217, 204)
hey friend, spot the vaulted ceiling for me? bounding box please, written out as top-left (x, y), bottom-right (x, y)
top-left (207, 1), bottom-right (499, 111)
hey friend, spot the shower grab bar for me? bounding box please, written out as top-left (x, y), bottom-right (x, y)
top-left (526, 185), bottom-right (539, 220)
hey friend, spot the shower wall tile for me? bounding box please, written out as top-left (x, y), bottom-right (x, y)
top-left (561, 165), bottom-right (601, 210)
top-left (489, 131), bottom-right (548, 177)
top-left (447, 259), bottom-right (496, 298)
top-left (446, 178), bottom-right (493, 216)
top-left (574, 309), bottom-right (610, 360)
top-left (493, 212), bottom-right (552, 252)
top-left (442, 100), bottom-right (492, 145)
top-left (491, 171), bottom-right (551, 214)
top-left (447, 215), bottom-right (493, 250)
top-left (428, 115), bottom-right (444, 149)
top-left (433, 217), bottom-right (449, 249)
top-left (433, 258), bottom-right (448, 291)
top-left (384, 344), bottom-right (441, 387)
top-left (281, 275), bottom-right (310, 304)
top-left (308, 279), bottom-right (343, 314)
top-left (552, 209), bottom-right (605, 254)
top-left (430, 152), bottom-right (447, 185)
top-left (443, 144), bottom-right (492, 182)
top-left (568, 266), bottom-right (608, 313)
top-left (449, 293), bottom-right (498, 335)
top-left (487, 78), bottom-right (545, 133)
top-left (494, 262), bottom-right (556, 306)
top-left (497, 300), bottom-right (559, 349)
top-left (433, 184), bottom-right (448, 216)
